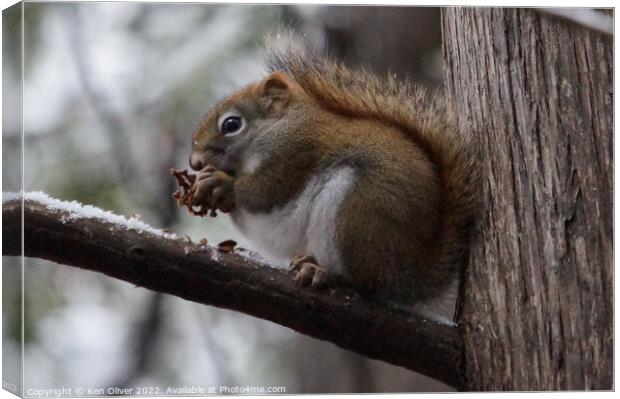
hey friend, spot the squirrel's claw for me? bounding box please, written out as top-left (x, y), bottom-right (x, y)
top-left (290, 255), bottom-right (318, 270)
top-left (290, 255), bottom-right (329, 289)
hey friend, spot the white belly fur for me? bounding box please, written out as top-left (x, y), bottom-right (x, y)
top-left (231, 166), bottom-right (356, 274)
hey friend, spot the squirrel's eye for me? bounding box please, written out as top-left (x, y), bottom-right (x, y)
top-left (220, 116), bottom-right (243, 136)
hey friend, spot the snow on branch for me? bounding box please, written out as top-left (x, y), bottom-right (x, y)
top-left (2, 194), bottom-right (464, 387)
top-left (3, 191), bottom-right (177, 239)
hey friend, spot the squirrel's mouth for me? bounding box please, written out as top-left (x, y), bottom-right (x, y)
top-left (192, 146), bottom-right (237, 177)
top-left (210, 152), bottom-right (237, 177)
top-left (190, 147), bottom-right (224, 171)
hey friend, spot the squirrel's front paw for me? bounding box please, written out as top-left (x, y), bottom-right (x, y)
top-left (290, 255), bottom-right (329, 289)
top-left (191, 166), bottom-right (235, 213)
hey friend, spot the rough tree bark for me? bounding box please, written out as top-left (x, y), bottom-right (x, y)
top-left (442, 8), bottom-right (613, 390)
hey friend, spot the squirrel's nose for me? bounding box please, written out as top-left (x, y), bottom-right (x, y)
top-left (189, 153), bottom-right (204, 171)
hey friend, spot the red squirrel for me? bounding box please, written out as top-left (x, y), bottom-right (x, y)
top-left (188, 44), bottom-right (477, 320)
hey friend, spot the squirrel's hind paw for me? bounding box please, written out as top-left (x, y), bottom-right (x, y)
top-left (290, 255), bottom-right (329, 289)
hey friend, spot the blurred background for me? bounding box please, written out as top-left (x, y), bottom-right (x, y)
top-left (3, 1), bottom-right (448, 394)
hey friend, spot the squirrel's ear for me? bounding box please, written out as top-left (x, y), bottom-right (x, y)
top-left (258, 72), bottom-right (291, 114)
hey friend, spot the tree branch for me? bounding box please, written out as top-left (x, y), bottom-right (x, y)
top-left (2, 197), bottom-right (463, 387)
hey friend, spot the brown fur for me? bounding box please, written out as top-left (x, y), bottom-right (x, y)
top-left (264, 47), bottom-right (478, 302)
top-left (191, 46), bottom-right (478, 304)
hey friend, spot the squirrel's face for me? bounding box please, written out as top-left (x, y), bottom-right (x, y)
top-left (190, 72), bottom-right (295, 175)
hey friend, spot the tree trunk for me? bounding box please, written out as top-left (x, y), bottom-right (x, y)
top-left (442, 8), bottom-right (613, 390)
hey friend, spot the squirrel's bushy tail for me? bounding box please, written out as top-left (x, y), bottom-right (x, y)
top-left (265, 37), bottom-right (479, 281)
